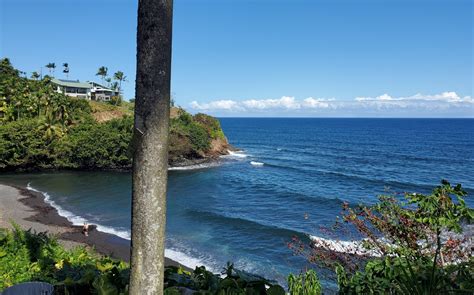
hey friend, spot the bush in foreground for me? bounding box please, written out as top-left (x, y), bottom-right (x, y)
top-left (289, 180), bottom-right (474, 294)
top-left (0, 224), bottom-right (285, 294)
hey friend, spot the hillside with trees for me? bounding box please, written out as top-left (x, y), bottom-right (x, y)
top-left (0, 58), bottom-right (230, 171)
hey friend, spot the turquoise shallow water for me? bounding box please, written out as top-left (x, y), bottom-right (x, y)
top-left (1, 118), bottom-right (473, 288)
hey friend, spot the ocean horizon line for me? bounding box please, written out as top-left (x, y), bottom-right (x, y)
top-left (214, 116), bottom-right (474, 119)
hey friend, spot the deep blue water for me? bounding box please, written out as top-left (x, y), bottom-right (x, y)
top-left (1, 118), bottom-right (473, 287)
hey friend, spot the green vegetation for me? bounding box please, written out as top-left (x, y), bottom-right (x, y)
top-left (0, 224), bottom-right (129, 294)
top-left (45, 62), bottom-right (56, 76)
top-left (290, 180), bottom-right (474, 294)
top-left (287, 270), bottom-right (322, 295)
top-left (96, 66), bottom-right (108, 85)
top-left (0, 225), bottom-right (285, 294)
top-left (0, 58), bottom-right (228, 171)
top-left (169, 109), bottom-right (227, 161)
top-left (63, 63), bottom-right (70, 78)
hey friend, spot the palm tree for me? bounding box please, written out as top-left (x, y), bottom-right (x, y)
top-left (105, 77), bottom-right (112, 87)
top-left (52, 93), bottom-right (70, 125)
top-left (37, 113), bottom-right (64, 141)
top-left (113, 71), bottom-right (127, 96)
top-left (110, 81), bottom-right (119, 91)
top-left (96, 66), bottom-right (108, 84)
top-left (129, 0), bottom-right (173, 293)
top-left (45, 63), bottom-right (56, 76)
top-left (63, 63), bottom-right (70, 79)
top-left (31, 71), bottom-right (40, 80)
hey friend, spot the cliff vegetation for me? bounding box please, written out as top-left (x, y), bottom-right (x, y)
top-left (0, 58), bottom-right (230, 171)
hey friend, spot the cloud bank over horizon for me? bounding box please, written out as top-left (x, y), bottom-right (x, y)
top-left (189, 92), bottom-right (474, 117)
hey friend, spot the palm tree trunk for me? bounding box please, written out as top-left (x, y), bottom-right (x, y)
top-left (129, 0), bottom-right (173, 294)
top-left (116, 81), bottom-right (121, 106)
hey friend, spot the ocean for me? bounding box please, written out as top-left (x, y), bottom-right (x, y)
top-left (1, 118), bottom-right (473, 288)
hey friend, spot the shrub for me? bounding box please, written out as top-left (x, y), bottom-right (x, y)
top-left (0, 226), bottom-right (286, 294)
top-left (61, 117), bottom-right (133, 169)
top-left (170, 109), bottom-right (213, 154)
top-left (289, 181), bottom-right (474, 294)
top-left (288, 270), bottom-right (322, 295)
top-left (188, 123), bottom-right (210, 151)
top-left (0, 224), bottom-right (129, 294)
top-left (194, 113), bottom-right (226, 140)
top-left (0, 116), bottom-right (134, 171)
top-left (0, 119), bottom-right (55, 170)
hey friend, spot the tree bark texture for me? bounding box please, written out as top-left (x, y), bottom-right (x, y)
top-left (130, 0), bottom-right (173, 294)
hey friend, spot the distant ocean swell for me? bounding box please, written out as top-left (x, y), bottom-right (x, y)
top-left (242, 159), bottom-right (474, 193)
top-left (224, 178), bottom-right (345, 207)
top-left (185, 208), bottom-right (311, 239)
top-left (25, 183), bottom-right (216, 272)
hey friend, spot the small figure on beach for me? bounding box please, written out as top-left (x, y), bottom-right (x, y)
top-left (82, 223), bottom-right (89, 237)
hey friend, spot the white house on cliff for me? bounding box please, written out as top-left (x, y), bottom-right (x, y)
top-left (51, 79), bottom-right (118, 101)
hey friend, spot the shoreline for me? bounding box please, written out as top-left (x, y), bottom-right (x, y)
top-left (0, 182), bottom-right (189, 269)
top-left (0, 151), bottom-right (235, 173)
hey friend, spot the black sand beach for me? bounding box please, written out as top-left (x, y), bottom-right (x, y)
top-left (0, 182), bottom-right (188, 269)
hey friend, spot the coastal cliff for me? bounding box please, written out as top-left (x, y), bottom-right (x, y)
top-left (169, 109), bottom-right (231, 166)
top-left (0, 58), bottom-right (231, 171)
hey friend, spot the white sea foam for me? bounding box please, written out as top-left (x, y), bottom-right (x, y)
top-left (224, 150), bottom-right (249, 158)
top-left (96, 225), bottom-right (131, 240)
top-left (26, 183), bottom-right (215, 271)
top-left (165, 248), bottom-right (216, 272)
top-left (27, 183), bottom-right (87, 225)
top-left (169, 162), bottom-right (220, 171)
top-left (309, 235), bottom-right (382, 257)
top-left (250, 161), bottom-right (264, 166)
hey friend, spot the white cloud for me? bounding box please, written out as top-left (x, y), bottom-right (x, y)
top-left (190, 96), bottom-right (337, 111)
top-left (302, 97), bottom-right (335, 108)
top-left (242, 96), bottom-right (300, 110)
top-left (190, 100), bottom-right (241, 111)
top-left (189, 92), bottom-right (473, 116)
top-left (355, 93), bottom-right (393, 101)
top-left (355, 92), bottom-right (473, 103)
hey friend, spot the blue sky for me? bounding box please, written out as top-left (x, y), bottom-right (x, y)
top-left (1, 0), bottom-right (472, 117)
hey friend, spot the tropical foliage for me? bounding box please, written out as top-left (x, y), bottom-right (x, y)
top-left (287, 270), bottom-right (322, 295)
top-left (0, 58), bottom-right (227, 171)
top-left (0, 224), bottom-right (129, 294)
top-left (289, 181), bottom-right (474, 294)
top-left (168, 109), bottom-right (227, 164)
top-left (45, 62), bottom-right (56, 76)
top-left (96, 66), bottom-right (108, 84)
top-left (62, 63), bottom-right (69, 78)
top-left (1, 58), bottom-right (91, 123)
top-left (0, 225), bottom-right (285, 294)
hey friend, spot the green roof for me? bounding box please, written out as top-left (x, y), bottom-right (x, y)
top-left (51, 78), bottom-right (91, 89)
